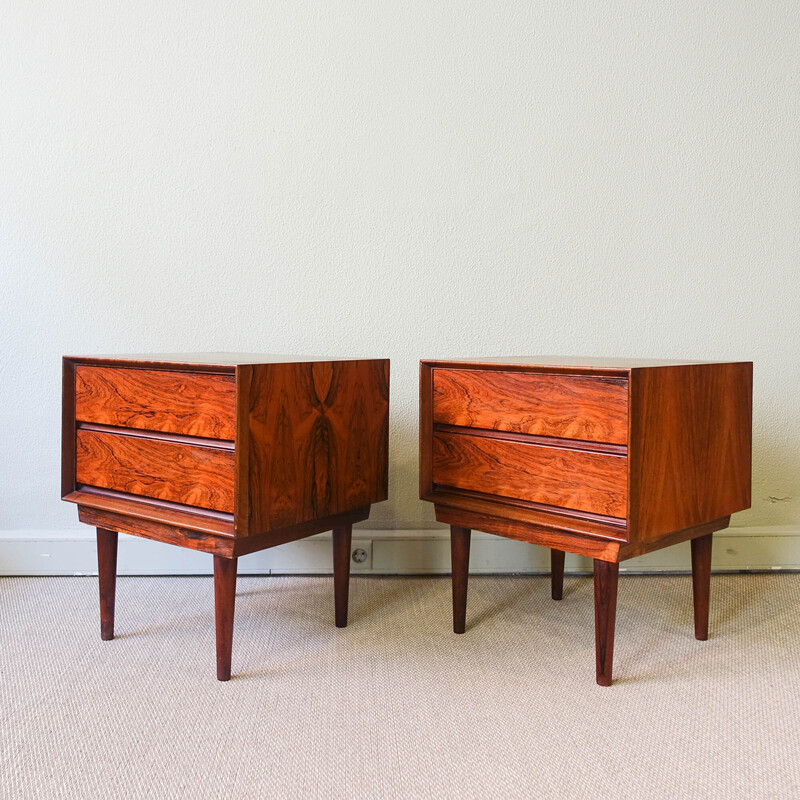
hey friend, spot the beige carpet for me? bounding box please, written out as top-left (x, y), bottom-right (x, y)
top-left (1, 574), bottom-right (798, 799)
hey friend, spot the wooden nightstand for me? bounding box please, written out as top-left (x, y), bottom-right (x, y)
top-left (420, 357), bottom-right (752, 685)
top-left (63, 354), bottom-right (389, 680)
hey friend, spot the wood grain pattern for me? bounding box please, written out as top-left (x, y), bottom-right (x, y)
top-left (76, 429), bottom-right (235, 513)
top-left (247, 360), bottom-right (389, 532)
top-left (76, 366), bottom-right (236, 440)
top-left (628, 363), bottom-right (752, 542)
top-left (78, 505), bottom-right (236, 556)
top-left (433, 369), bottom-right (628, 444)
top-left (433, 430), bottom-right (627, 518)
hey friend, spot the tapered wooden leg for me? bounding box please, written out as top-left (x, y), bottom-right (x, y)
top-left (691, 533), bottom-right (713, 641)
top-left (332, 524), bottom-right (352, 628)
top-left (551, 549), bottom-right (565, 600)
top-left (451, 526), bottom-right (471, 634)
top-left (97, 528), bottom-right (118, 641)
top-left (593, 559), bottom-right (619, 686)
top-left (213, 556), bottom-right (237, 681)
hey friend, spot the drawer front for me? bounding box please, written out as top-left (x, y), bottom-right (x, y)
top-left (75, 366), bottom-right (236, 440)
top-left (432, 431), bottom-right (627, 518)
top-left (76, 429), bottom-right (235, 513)
top-left (433, 369), bottom-right (628, 445)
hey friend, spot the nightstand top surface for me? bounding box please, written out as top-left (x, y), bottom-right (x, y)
top-left (421, 355), bottom-right (751, 370)
top-left (65, 353), bottom-right (385, 367)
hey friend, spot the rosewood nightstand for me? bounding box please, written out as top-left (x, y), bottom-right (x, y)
top-left (419, 357), bottom-right (752, 685)
top-left (63, 354), bottom-right (389, 680)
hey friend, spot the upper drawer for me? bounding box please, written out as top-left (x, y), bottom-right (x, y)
top-left (432, 369), bottom-right (628, 445)
top-left (75, 366), bottom-right (236, 440)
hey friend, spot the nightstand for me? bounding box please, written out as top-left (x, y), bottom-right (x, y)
top-left (419, 357), bottom-right (752, 685)
top-left (63, 354), bottom-right (389, 680)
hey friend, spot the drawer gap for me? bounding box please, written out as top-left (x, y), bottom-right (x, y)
top-left (76, 421), bottom-right (235, 450)
top-left (72, 358), bottom-right (236, 375)
top-left (433, 423), bottom-right (627, 456)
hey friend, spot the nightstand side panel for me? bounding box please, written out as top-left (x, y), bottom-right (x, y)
top-left (247, 360), bottom-right (389, 534)
top-left (629, 362), bottom-right (752, 543)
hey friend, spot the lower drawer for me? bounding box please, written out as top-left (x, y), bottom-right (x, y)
top-left (76, 429), bottom-right (235, 513)
top-left (432, 431), bottom-right (627, 519)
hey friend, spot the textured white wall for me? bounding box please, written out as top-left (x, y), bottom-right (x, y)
top-left (1, 2), bottom-right (799, 537)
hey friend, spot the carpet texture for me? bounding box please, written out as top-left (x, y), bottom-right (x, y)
top-left (1, 574), bottom-right (798, 799)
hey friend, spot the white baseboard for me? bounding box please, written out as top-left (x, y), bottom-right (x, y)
top-left (0, 526), bottom-right (798, 576)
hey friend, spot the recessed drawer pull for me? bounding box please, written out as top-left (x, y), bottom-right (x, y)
top-left (76, 421), bottom-right (236, 451)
